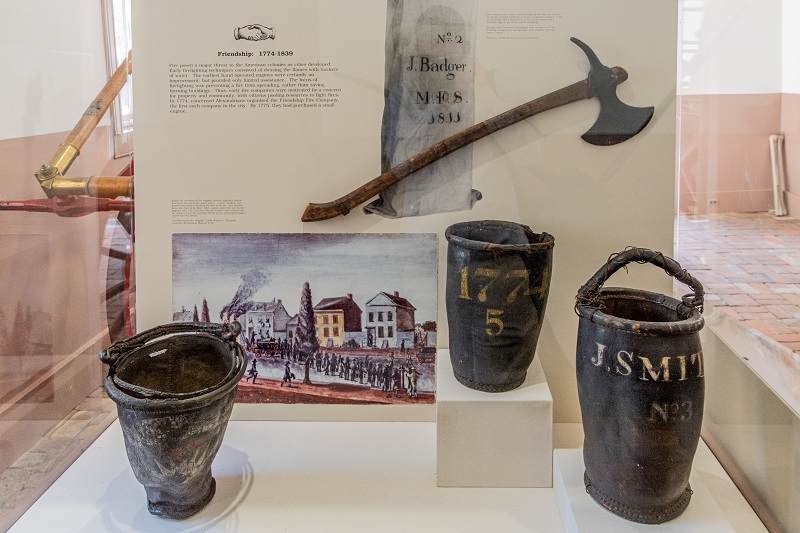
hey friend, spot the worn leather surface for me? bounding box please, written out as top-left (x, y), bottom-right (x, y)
top-left (576, 290), bottom-right (704, 523)
top-left (446, 221), bottom-right (554, 392)
top-left (103, 323), bottom-right (246, 518)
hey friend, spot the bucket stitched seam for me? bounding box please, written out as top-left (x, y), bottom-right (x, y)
top-left (581, 314), bottom-right (703, 335)
top-left (585, 474), bottom-right (692, 522)
top-left (445, 222), bottom-right (555, 253)
top-left (453, 369), bottom-right (525, 392)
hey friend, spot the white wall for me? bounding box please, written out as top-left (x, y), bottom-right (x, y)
top-left (784, 0), bottom-right (800, 93)
top-left (0, 1), bottom-right (109, 140)
top-left (680, 0), bottom-right (782, 95)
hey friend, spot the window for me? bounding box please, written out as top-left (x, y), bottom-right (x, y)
top-left (323, 315), bottom-right (329, 324)
top-left (333, 327), bottom-right (339, 336)
top-left (388, 311), bottom-right (393, 321)
top-left (333, 315), bottom-right (338, 324)
top-left (324, 327), bottom-right (329, 338)
top-left (388, 326), bottom-right (393, 338)
top-left (102, 0), bottom-right (134, 157)
top-left (369, 312), bottom-right (374, 322)
top-left (378, 326), bottom-right (384, 338)
top-left (378, 312), bottom-right (384, 321)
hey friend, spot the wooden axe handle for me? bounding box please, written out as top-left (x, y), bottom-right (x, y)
top-left (301, 66), bottom-right (627, 222)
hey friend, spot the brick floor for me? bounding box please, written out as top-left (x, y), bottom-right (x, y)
top-left (676, 212), bottom-right (800, 354)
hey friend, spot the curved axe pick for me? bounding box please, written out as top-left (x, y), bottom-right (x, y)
top-left (571, 37), bottom-right (654, 146)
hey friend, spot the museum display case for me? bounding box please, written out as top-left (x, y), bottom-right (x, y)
top-left (1, 0), bottom-right (797, 531)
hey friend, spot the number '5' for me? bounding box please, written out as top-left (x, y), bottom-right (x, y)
top-left (486, 309), bottom-right (504, 336)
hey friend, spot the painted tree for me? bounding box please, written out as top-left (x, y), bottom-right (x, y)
top-left (192, 304), bottom-right (199, 322)
top-left (201, 298), bottom-right (211, 322)
top-left (295, 281), bottom-right (319, 384)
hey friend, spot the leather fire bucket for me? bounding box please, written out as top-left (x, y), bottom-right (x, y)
top-left (445, 220), bottom-right (554, 392)
top-left (574, 248), bottom-right (705, 524)
top-left (99, 321), bottom-right (246, 519)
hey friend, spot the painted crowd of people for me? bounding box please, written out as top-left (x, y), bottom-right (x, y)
top-left (245, 346), bottom-right (422, 399)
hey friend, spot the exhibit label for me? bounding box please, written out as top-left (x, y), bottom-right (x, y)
top-left (169, 61), bottom-right (343, 113)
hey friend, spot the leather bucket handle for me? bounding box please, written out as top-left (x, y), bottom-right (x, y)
top-left (99, 321), bottom-right (242, 367)
top-left (576, 247), bottom-right (704, 316)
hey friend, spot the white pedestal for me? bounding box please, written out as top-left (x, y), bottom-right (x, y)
top-left (10, 421), bottom-right (567, 533)
top-left (553, 443), bottom-right (768, 532)
top-left (436, 350), bottom-right (553, 488)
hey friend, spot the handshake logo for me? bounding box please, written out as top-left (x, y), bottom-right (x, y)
top-left (234, 24), bottom-right (275, 41)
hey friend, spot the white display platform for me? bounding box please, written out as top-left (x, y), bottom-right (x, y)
top-left (436, 352), bottom-right (552, 488)
top-left (10, 421), bottom-right (565, 533)
top-left (553, 444), bottom-right (768, 533)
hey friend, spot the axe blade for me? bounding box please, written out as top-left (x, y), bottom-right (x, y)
top-left (571, 37), bottom-right (654, 146)
top-left (582, 99), bottom-right (654, 146)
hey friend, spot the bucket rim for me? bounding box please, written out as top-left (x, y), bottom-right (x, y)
top-left (110, 332), bottom-right (243, 400)
top-left (445, 220), bottom-right (555, 253)
top-left (104, 340), bottom-right (246, 412)
top-left (575, 287), bottom-right (704, 335)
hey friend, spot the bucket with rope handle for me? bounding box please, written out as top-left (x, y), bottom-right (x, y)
top-left (574, 247), bottom-right (704, 524)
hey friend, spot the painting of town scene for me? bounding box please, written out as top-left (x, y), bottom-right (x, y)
top-left (172, 233), bottom-right (438, 405)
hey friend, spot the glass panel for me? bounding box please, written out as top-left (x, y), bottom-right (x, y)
top-left (675, 1), bottom-right (800, 529)
top-left (0, 2), bottom-right (132, 527)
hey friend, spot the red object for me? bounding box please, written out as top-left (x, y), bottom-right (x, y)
top-left (0, 196), bottom-right (133, 217)
top-left (119, 158), bottom-right (134, 177)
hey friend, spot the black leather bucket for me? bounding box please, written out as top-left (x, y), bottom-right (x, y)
top-left (445, 220), bottom-right (554, 392)
top-left (575, 248), bottom-right (705, 524)
top-left (99, 322), bottom-right (246, 519)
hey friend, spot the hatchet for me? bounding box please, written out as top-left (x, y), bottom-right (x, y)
top-left (301, 37), bottom-right (654, 222)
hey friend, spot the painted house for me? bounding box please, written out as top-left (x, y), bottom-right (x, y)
top-left (314, 294), bottom-right (363, 348)
top-left (241, 299), bottom-right (292, 342)
top-left (415, 323), bottom-right (438, 347)
top-left (286, 314), bottom-right (298, 343)
top-left (172, 306), bottom-right (194, 322)
top-left (364, 291), bottom-right (415, 349)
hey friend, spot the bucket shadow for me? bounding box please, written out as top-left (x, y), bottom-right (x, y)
top-left (91, 445), bottom-right (253, 532)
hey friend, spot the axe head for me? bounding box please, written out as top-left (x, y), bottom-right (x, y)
top-left (571, 37), bottom-right (654, 146)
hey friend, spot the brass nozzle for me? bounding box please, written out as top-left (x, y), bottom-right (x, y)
top-left (47, 143), bottom-right (80, 176)
top-left (36, 143), bottom-right (81, 197)
top-left (47, 177), bottom-right (94, 196)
